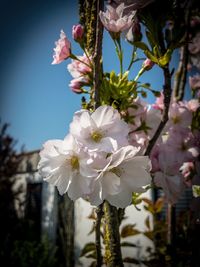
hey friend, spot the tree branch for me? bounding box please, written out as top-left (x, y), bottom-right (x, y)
top-left (103, 201), bottom-right (124, 267)
top-left (95, 204), bottom-right (103, 267)
top-left (145, 66), bottom-right (172, 156)
top-left (93, 0), bottom-right (104, 110)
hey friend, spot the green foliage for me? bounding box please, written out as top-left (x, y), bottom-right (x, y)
top-left (11, 237), bottom-right (57, 267)
top-left (80, 242), bottom-right (96, 258)
top-left (120, 224), bottom-right (140, 238)
top-left (100, 70), bottom-right (137, 111)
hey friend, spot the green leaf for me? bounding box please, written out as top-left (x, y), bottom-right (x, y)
top-left (145, 216), bottom-right (151, 230)
top-left (134, 41), bottom-right (150, 51)
top-left (85, 252), bottom-right (97, 259)
top-left (121, 224), bottom-right (140, 238)
top-left (143, 231), bottom-right (154, 241)
top-left (146, 30), bottom-right (157, 49)
top-left (80, 242), bottom-right (96, 257)
top-left (143, 50), bottom-right (158, 63)
top-left (155, 197), bottom-right (164, 213)
top-left (89, 261), bottom-right (96, 267)
top-left (123, 257), bottom-right (140, 264)
top-left (158, 49), bottom-right (173, 67)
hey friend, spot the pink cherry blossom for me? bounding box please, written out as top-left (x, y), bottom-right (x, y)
top-left (72, 24), bottom-right (84, 42)
top-left (67, 54), bottom-right (92, 79)
top-left (154, 172), bottom-right (185, 204)
top-left (189, 32), bottom-right (200, 55)
top-left (129, 131), bottom-right (148, 153)
top-left (168, 102), bottom-right (192, 128)
top-left (183, 99), bottom-right (200, 112)
top-left (52, 30), bottom-right (71, 64)
top-left (150, 144), bottom-right (161, 173)
top-left (189, 74), bottom-right (200, 90)
top-left (99, 3), bottom-right (136, 33)
top-left (152, 92), bottom-right (164, 111)
top-left (179, 162), bottom-right (195, 181)
top-left (109, 0), bottom-right (154, 11)
top-left (69, 77), bottom-right (85, 94)
top-left (166, 129), bottom-right (199, 164)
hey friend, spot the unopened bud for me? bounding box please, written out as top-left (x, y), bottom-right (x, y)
top-left (143, 58), bottom-right (154, 70)
top-left (72, 24), bottom-right (84, 42)
top-left (69, 78), bottom-right (84, 94)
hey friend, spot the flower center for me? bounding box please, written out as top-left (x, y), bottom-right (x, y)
top-left (91, 131), bottom-right (103, 143)
top-left (172, 116), bottom-right (180, 124)
top-left (70, 156), bottom-right (79, 170)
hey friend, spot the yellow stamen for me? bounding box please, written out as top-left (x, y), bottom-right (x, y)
top-left (70, 156), bottom-right (79, 170)
top-left (91, 131), bottom-right (103, 143)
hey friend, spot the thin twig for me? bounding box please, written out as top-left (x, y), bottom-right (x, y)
top-left (93, 1), bottom-right (104, 266)
top-left (145, 66), bottom-right (172, 156)
top-left (174, 7), bottom-right (190, 101)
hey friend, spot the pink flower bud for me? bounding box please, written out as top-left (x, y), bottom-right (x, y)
top-left (52, 30), bottom-right (71, 64)
top-left (180, 162), bottom-right (195, 182)
top-left (72, 24), bottom-right (84, 42)
top-left (143, 58), bottom-right (154, 70)
top-left (69, 78), bottom-right (84, 94)
top-left (189, 74), bottom-right (200, 90)
top-left (126, 20), bottom-right (142, 43)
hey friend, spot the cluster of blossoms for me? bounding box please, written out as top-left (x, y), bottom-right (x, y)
top-left (38, 106), bottom-right (151, 208)
top-left (39, 0), bottom-right (200, 208)
top-left (150, 94), bottom-right (200, 203)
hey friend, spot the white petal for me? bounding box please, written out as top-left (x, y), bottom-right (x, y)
top-left (39, 139), bottom-right (63, 157)
top-left (121, 156), bottom-right (151, 188)
top-left (91, 105), bottom-right (120, 128)
top-left (56, 172), bottom-right (71, 195)
top-left (106, 190), bottom-right (132, 208)
top-left (109, 145), bottom-right (140, 168)
top-left (102, 172), bottom-right (121, 195)
top-left (89, 181), bottom-right (104, 206)
top-left (67, 173), bottom-right (90, 201)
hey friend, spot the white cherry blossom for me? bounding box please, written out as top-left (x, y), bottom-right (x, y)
top-left (99, 3), bottom-right (136, 33)
top-left (38, 134), bottom-right (92, 200)
top-left (69, 105), bottom-right (130, 153)
top-left (89, 145), bottom-right (151, 208)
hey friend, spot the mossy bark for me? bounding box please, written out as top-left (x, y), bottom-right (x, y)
top-left (103, 201), bottom-right (124, 267)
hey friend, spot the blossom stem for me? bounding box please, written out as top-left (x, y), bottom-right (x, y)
top-left (113, 38), bottom-right (123, 77)
top-left (70, 53), bottom-right (91, 68)
top-left (83, 47), bottom-right (93, 65)
top-left (127, 46), bottom-right (137, 71)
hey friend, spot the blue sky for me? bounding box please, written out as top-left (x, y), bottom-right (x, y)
top-left (0, 0), bottom-right (183, 152)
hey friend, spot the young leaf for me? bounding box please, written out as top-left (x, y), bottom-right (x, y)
top-left (145, 216), bottom-right (151, 230)
top-left (123, 257), bottom-right (140, 264)
top-left (155, 197), bottom-right (164, 213)
top-left (121, 242), bottom-right (138, 248)
top-left (80, 242), bottom-right (96, 257)
top-left (121, 224), bottom-right (140, 238)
